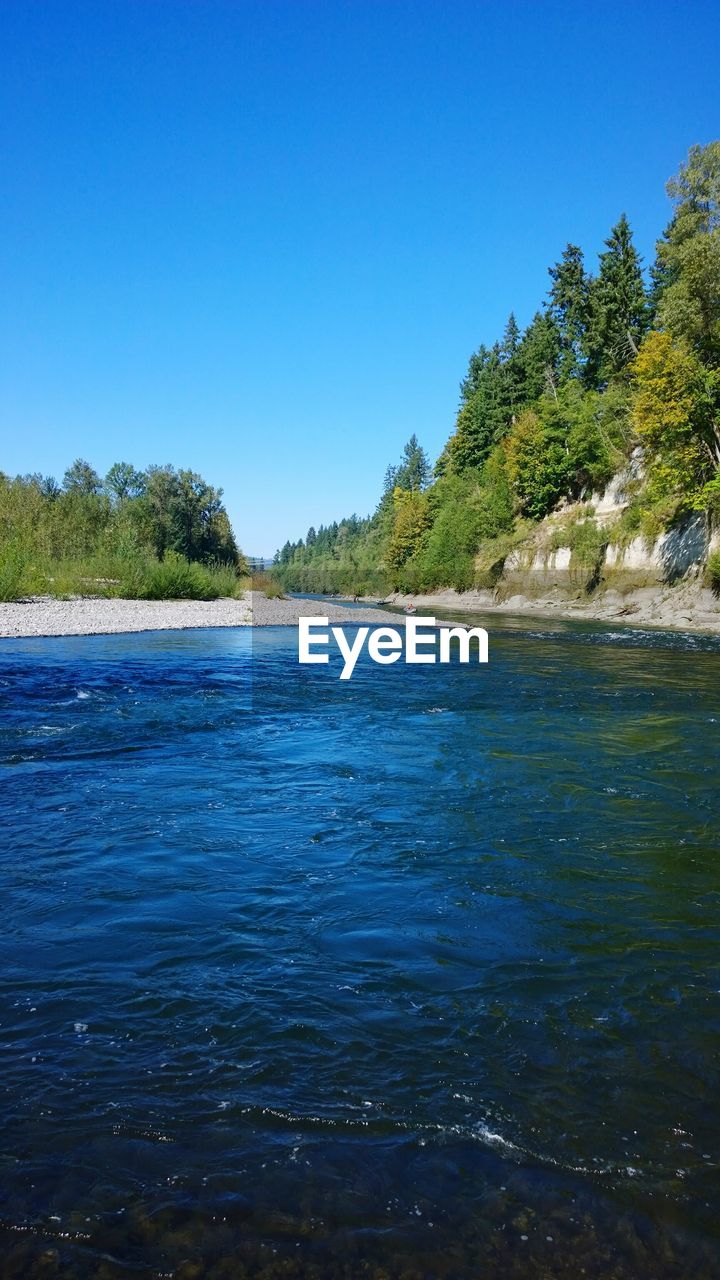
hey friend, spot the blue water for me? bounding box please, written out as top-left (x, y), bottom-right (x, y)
top-left (1, 620), bottom-right (720, 1278)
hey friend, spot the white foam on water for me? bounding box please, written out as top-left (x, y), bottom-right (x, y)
top-left (472, 1122), bottom-right (520, 1154)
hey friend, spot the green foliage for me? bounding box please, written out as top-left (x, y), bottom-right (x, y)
top-left (63, 458), bottom-right (103, 495)
top-left (504, 407), bottom-right (571, 520)
top-left (383, 434), bottom-right (431, 493)
top-left (414, 469), bottom-right (496, 590)
top-left (0, 461), bottom-right (245, 601)
top-left (253, 571), bottom-right (285, 598)
top-left (585, 214), bottom-right (649, 383)
top-left (105, 461), bottom-right (145, 502)
top-left (694, 474), bottom-right (720, 514)
top-left (654, 142), bottom-right (720, 362)
top-left (280, 144), bottom-right (720, 596)
top-left (0, 543), bottom-right (26, 601)
top-left (0, 546), bottom-right (243, 603)
top-left (449, 345), bottom-right (511, 470)
top-left (707, 549), bottom-right (720, 590)
top-left (542, 381), bottom-right (629, 497)
top-left (515, 311), bottom-right (561, 401)
top-left (274, 510), bottom-right (392, 597)
top-left (118, 552), bottom-right (239, 601)
top-left (548, 243), bottom-right (590, 380)
top-left (140, 465), bottom-right (238, 563)
top-left (550, 514), bottom-right (608, 572)
top-left (386, 488), bottom-right (431, 575)
top-left (610, 502), bottom-right (643, 546)
top-left (631, 330), bottom-right (717, 504)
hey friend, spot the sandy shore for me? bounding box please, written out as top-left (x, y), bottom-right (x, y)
top-left (0, 592), bottom-right (404, 639)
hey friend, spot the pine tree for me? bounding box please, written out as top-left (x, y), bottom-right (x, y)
top-left (648, 237), bottom-right (676, 325)
top-left (501, 312), bottom-right (520, 359)
top-left (449, 346), bottom-right (512, 470)
top-left (548, 244), bottom-right (590, 380)
top-left (394, 434), bottom-right (431, 491)
top-left (459, 344), bottom-right (492, 402)
top-left (515, 311), bottom-right (561, 402)
top-left (585, 214), bottom-right (649, 385)
top-left (500, 312), bottom-right (524, 411)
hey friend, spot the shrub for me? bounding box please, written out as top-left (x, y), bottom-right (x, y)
top-left (707, 550), bottom-right (720, 591)
top-left (610, 503), bottom-right (643, 546)
top-left (0, 546), bottom-right (26, 601)
top-left (549, 515), bottom-right (608, 568)
top-left (118, 553), bottom-right (239, 601)
top-left (253, 571), bottom-right (284, 598)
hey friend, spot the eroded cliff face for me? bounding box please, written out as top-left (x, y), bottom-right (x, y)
top-left (496, 453), bottom-right (718, 601)
top-left (605, 518), bottom-right (717, 580)
top-left (499, 514), bottom-right (717, 596)
top-left (388, 460), bottom-right (720, 633)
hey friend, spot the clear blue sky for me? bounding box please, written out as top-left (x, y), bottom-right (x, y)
top-left (1, 1), bottom-right (719, 555)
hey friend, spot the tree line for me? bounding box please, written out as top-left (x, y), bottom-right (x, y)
top-left (0, 459), bottom-right (245, 600)
top-left (277, 142), bottom-right (720, 595)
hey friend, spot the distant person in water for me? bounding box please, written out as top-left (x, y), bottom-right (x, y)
top-left (404, 601), bottom-right (417, 614)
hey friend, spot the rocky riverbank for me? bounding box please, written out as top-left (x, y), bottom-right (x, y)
top-left (3, 584), bottom-right (718, 639)
top-left (0, 592), bottom-right (403, 638)
top-left (378, 580), bottom-right (720, 634)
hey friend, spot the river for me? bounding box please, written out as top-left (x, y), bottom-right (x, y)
top-left (1, 618), bottom-right (719, 1277)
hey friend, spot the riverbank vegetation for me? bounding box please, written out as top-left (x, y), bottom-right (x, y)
top-left (276, 143), bottom-right (720, 597)
top-left (0, 461), bottom-right (246, 601)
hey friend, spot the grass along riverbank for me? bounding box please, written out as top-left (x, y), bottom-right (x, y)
top-left (0, 550), bottom-right (248, 604)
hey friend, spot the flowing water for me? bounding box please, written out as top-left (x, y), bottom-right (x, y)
top-left (1, 618), bottom-right (719, 1278)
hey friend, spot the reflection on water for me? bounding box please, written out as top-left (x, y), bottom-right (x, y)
top-left (0, 622), bottom-right (719, 1277)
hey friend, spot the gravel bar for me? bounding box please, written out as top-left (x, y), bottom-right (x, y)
top-left (0, 593), bottom-right (409, 638)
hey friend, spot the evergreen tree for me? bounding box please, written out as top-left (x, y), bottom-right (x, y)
top-left (501, 312), bottom-right (520, 359)
top-left (548, 244), bottom-right (590, 380)
top-left (648, 217), bottom-right (678, 322)
top-left (585, 214), bottom-right (649, 384)
top-left (386, 488), bottom-right (431, 574)
top-left (386, 435), bottom-right (431, 491)
top-left (515, 311), bottom-right (561, 402)
top-left (448, 335), bottom-right (527, 471)
top-left (459, 343), bottom-right (492, 402)
top-left (499, 312), bottom-right (524, 411)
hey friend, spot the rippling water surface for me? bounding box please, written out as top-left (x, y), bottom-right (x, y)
top-left (1, 619), bottom-right (719, 1278)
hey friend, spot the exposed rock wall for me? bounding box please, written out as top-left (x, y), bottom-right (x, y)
top-left (486, 464), bottom-right (715, 600)
top-left (605, 514), bottom-right (710, 584)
